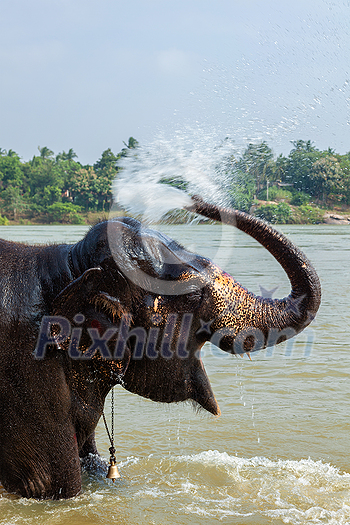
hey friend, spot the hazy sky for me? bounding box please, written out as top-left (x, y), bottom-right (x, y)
top-left (1, 0), bottom-right (350, 164)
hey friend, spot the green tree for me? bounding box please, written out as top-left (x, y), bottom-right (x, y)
top-left (310, 156), bottom-right (342, 204)
top-left (277, 140), bottom-right (321, 195)
top-left (227, 141), bottom-right (275, 211)
top-left (45, 202), bottom-right (84, 224)
top-left (290, 191), bottom-right (310, 206)
top-left (93, 148), bottom-right (120, 211)
top-left (0, 154), bottom-right (24, 187)
top-left (7, 149), bottom-right (19, 158)
top-left (254, 202), bottom-right (292, 224)
top-left (120, 137), bottom-right (139, 157)
top-left (236, 142), bottom-right (275, 196)
top-left (68, 166), bottom-right (99, 211)
top-left (337, 153), bottom-right (350, 205)
top-left (229, 169), bottom-right (256, 211)
top-left (38, 146), bottom-right (54, 160)
top-left (56, 149), bottom-right (78, 163)
top-left (60, 160), bottom-right (83, 199)
top-left (94, 148), bottom-right (119, 172)
top-left (27, 154), bottom-right (64, 212)
top-left (1, 185), bottom-right (28, 220)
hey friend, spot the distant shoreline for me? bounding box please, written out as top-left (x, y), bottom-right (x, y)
top-left (0, 206), bottom-right (349, 226)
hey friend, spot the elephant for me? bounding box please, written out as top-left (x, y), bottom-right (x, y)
top-left (0, 196), bottom-right (321, 500)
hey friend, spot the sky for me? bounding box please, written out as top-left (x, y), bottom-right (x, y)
top-left (1, 0), bottom-right (350, 164)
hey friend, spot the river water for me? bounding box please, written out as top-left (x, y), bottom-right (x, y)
top-left (0, 223), bottom-right (349, 525)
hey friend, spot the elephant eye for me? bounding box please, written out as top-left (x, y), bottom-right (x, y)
top-left (91, 293), bottom-right (129, 323)
top-left (90, 319), bottom-right (101, 331)
top-left (186, 288), bottom-right (204, 306)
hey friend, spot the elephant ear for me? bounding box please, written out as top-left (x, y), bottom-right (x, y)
top-left (52, 268), bottom-right (103, 312)
top-left (52, 268), bottom-right (104, 317)
top-left (53, 268), bottom-right (128, 320)
top-left (52, 268), bottom-right (131, 375)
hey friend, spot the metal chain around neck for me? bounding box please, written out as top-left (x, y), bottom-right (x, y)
top-left (102, 387), bottom-right (115, 455)
top-left (67, 249), bottom-right (77, 280)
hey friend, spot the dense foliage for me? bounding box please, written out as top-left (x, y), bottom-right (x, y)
top-left (227, 139), bottom-right (350, 222)
top-left (0, 137), bottom-right (349, 224)
top-left (0, 138), bottom-right (138, 223)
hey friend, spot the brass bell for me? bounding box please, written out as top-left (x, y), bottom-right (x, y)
top-left (106, 457), bottom-right (120, 482)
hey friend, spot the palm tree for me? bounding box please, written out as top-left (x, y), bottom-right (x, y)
top-left (122, 137), bottom-right (139, 150)
top-left (38, 146), bottom-right (54, 160)
top-left (7, 149), bottom-right (19, 158)
top-left (57, 149), bottom-right (78, 162)
top-left (66, 148), bottom-right (78, 161)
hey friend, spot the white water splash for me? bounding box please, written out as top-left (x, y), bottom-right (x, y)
top-left (115, 180), bottom-right (192, 222)
top-left (124, 451), bottom-right (350, 524)
top-left (112, 135), bottom-right (237, 223)
top-left (3, 451), bottom-right (349, 524)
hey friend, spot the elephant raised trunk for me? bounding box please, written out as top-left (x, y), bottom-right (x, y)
top-left (61, 197), bottom-right (321, 416)
top-left (186, 195), bottom-right (321, 354)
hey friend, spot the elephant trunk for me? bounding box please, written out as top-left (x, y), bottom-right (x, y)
top-left (187, 196), bottom-right (321, 353)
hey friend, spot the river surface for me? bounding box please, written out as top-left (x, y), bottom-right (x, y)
top-left (0, 223), bottom-right (349, 525)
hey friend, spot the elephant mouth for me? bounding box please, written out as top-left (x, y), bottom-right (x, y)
top-left (121, 349), bottom-right (220, 416)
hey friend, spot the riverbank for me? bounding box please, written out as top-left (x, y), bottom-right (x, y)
top-left (323, 212), bottom-right (350, 224)
top-left (252, 200), bottom-right (350, 225)
top-left (1, 203), bottom-right (350, 226)
top-left (0, 211), bottom-right (117, 227)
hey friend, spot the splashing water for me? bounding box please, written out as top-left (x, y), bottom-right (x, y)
top-left (3, 451), bottom-right (349, 525)
top-left (112, 135), bottom-right (237, 223)
top-left (115, 179), bottom-right (193, 223)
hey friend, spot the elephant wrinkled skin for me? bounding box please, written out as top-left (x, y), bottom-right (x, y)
top-left (0, 197), bottom-right (321, 499)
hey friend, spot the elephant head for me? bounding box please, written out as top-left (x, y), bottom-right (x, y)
top-left (52, 196), bottom-right (321, 417)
